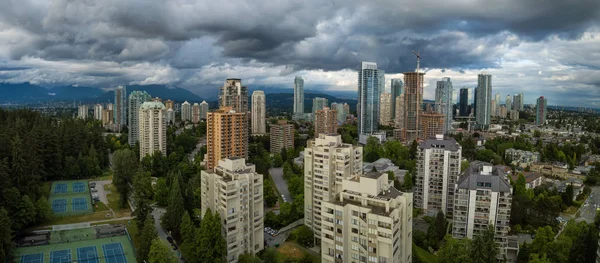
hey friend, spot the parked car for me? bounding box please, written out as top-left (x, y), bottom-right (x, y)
top-left (91, 188), bottom-right (98, 193)
top-left (167, 236), bottom-right (174, 244)
top-left (172, 244), bottom-right (178, 250)
top-left (89, 182), bottom-right (96, 187)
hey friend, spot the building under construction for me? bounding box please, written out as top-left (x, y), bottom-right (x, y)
top-left (419, 112), bottom-right (445, 140)
top-left (401, 72), bottom-right (425, 142)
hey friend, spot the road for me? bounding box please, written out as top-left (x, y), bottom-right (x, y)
top-left (577, 186), bottom-right (600, 223)
top-left (151, 207), bottom-right (183, 262)
top-left (269, 168), bottom-right (293, 203)
top-left (189, 139), bottom-right (206, 161)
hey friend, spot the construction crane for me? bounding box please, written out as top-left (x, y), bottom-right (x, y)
top-left (412, 50), bottom-right (421, 73)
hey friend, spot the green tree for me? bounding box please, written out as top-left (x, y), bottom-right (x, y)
top-left (529, 253), bottom-right (551, 263)
top-left (112, 149), bottom-right (138, 208)
top-left (291, 225), bottom-right (314, 247)
top-left (199, 209), bottom-right (226, 263)
top-left (137, 216), bottom-right (158, 263)
top-left (273, 154), bottom-right (283, 168)
top-left (437, 235), bottom-right (472, 263)
top-left (402, 172), bottom-right (413, 191)
top-left (238, 253), bottom-right (261, 263)
top-left (13, 195), bottom-right (36, 230)
top-left (180, 212), bottom-right (199, 263)
top-left (470, 225), bottom-right (498, 263)
top-left (133, 170), bottom-right (154, 229)
top-left (569, 223), bottom-right (599, 263)
top-left (153, 178), bottom-right (169, 206)
top-left (562, 184), bottom-right (574, 206)
top-left (434, 211), bottom-right (447, 242)
top-left (148, 239), bottom-right (177, 263)
top-left (409, 140), bottom-right (418, 159)
top-left (262, 248), bottom-right (278, 263)
top-left (0, 208), bottom-right (14, 262)
top-left (162, 174), bottom-right (185, 235)
top-left (531, 226), bottom-right (554, 256)
top-left (364, 136), bottom-right (381, 162)
top-left (35, 197), bottom-right (52, 223)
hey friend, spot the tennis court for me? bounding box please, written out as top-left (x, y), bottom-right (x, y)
top-left (102, 243), bottom-right (128, 263)
top-left (20, 253), bottom-right (43, 263)
top-left (72, 197), bottom-right (89, 211)
top-left (49, 180), bottom-right (93, 216)
top-left (16, 226), bottom-right (136, 263)
top-left (52, 199), bottom-right (67, 213)
top-left (73, 182), bottom-right (86, 193)
top-left (53, 183), bottom-right (67, 194)
top-left (50, 249), bottom-right (71, 263)
top-left (78, 246), bottom-right (100, 263)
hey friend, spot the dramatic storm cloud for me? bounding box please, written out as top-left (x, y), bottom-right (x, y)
top-left (1, 0), bottom-right (599, 106)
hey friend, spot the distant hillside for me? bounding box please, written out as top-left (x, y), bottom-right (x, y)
top-left (265, 92), bottom-right (357, 113)
top-left (0, 83), bottom-right (204, 104)
top-left (95, 85), bottom-right (204, 103)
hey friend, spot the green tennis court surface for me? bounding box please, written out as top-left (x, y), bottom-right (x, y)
top-left (49, 180), bottom-right (93, 216)
top-left (16, 226), bottom-right (136, 263)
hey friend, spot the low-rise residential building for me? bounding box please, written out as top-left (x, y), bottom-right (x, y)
top-left (505, 148), bottom-right (540, 168)
top-left (452, 161), bottom-right (513, 260)
top-left (510, 172), bottom-right (543, 189)
top-left (363, 158), bottom-right (408, 184)
top-left (321, 172), bottom-right (413, 263)
top-left (200, 158), bottom-right (264, 263)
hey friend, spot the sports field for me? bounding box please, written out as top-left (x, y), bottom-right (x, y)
top-left (16, 227), bottom-right (136, 263)
top-left (49, 180), bottom-right (93, 216)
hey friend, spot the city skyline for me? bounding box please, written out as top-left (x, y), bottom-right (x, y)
top-left (0, 1), bottom-right (598, 108)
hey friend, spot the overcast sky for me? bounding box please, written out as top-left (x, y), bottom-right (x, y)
top-left (1, 0), bottom-right (599, 106)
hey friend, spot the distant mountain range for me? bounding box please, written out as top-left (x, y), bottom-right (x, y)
top-left (0, 83), bottom-right (204, 104)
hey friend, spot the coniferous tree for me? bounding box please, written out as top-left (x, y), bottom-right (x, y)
top-left (148, 239), bottom-right (177, 263)
top-left (162, 174), bottom-right (184, 235)
top-left (0, 208), bottom-right (14, 263)
top-left (137, 216), bottom-right (158, 263)
top-left (112, 148), bottom-right (138, 208)
top-left (470, 225), bottom-right (498, 263)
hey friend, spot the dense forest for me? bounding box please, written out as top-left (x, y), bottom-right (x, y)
top-left (0, 109), bottom-right (110, 260)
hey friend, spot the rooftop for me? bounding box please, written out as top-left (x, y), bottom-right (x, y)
top-left (419, 136), bottom-right (461, 151)
top-left (457, 161), bottom-right (511, 192)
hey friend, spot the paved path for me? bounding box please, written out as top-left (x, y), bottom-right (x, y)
top-left (269, 168), bottom-right (293, 203)
top-left (151, 206), bottom-right (183, 262)
top-left (90, 180), bottom-right (116, 217)
top-left (189, 139), bottom-right (206, 161)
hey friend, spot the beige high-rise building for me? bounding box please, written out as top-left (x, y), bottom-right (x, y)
top-left (509, 110), bottom-right (519, 121)
top-left (164, 100), bottom-right (174, 110)
top-left (452, 161), bottom-right (512, 260)
top-left (499, 105), bottom-right (508, 118)
top-left (270, 120), bottom-right (294, 154)
top-left (166, 108), bottom-right (175, 125)
top-left (419, 112), bottom-right (445, 140)
top-left (199, 100), bottom-right (209, 120)
top-left (138, 101), bottom-right (167, 160)
top-left (304, 134), bottom-right (363, 242)
top-left (402, 72), bottom-right (425, 142)
top-left (379, 92), bottom-right (393, 126)
top-left (181, 101), bottom-right (192, 122)
top-left (201, 158), bottom-right (264, 263)
top-left (315, 107), bottom-right (338, 135)
top-left (220, 79), bottom-right (248, 113)
top-left (93, 104), bottom-right (103, 120)
top-left (251, 91), bottom-right (266, 135)
top-left (102, 109), bottom-right (113, 126)
top-left (205, 106), bottom-right (248, 170)
top-left (393, 94), bottom-right (405, 140)
top-left (192, 103), bottom-right (200, 124)
top-left (415, 135), bottom-right (462, 218)
top-left (78, 105), bottom-right (88, 119)
top-left (321, 172), bottom-right (413, 263)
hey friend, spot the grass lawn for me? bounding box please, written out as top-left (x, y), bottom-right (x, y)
top-left (413, 243), bottom-right (438, 263)
top-left (93, 201), bottom-right (110, 212)
top-left (95, 170), bottom-right (113, 181)
top-left (277, 241), bottom-right (320, 263)
top-left (564, 206), bottom-right (578, 215)
top-left (105, 183), bottom-right (132, 218)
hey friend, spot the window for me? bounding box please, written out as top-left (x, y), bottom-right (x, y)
top-left (335, 210), bottom-right (343, 216)
top-left (336, 236), bottom-right (343, 242)
top-left (352, 219), bottom-right (358, 225)
top-left (369, 256), bottom-right (377, 262)
top-left (335, 244), bottom-right (343, 251)
top-left (352, 244), bottom-right (359, 251)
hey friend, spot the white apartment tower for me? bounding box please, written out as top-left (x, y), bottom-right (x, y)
top-left (166, 108), bottom-right (175, 124)
top-left (452, 161), bottom-right (513, 259)
top-left (200, 100), bottom-right (209, 120)
top-left (192, 103), bottom-right (200, 124)
top-left (304, 134), bottom-right (363, 242)
top-left (321, 172), bottom-right (413, 263)
top-left (379, 92), bottom-right (393, 126)
top-left (181, 101), bottom-right (192, 122)
top-left (138, 101), bottom-right (167, 160)
top-left (93, 104), bottom-right (103, 120)
top-left (251, 91), bottom-right (266, 135)
top-left (78, 105), bottom-right (88, 119)
top-left (201, 158), bottom-right (264, 263)
top-left (415, 135), bottom-right (462, 217)
top-left (220, 79), bottom-right (248, 112)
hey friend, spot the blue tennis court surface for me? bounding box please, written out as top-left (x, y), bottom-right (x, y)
top-left (53, 183), bottom-right (67, 194)
top-left (21, 253), bottom-right (43, 263)
top-left (52, 199), bottom-right (67, 213)
top-left (72, 182), bottom-right (86, 193)
top-left (102, 243), bottom-right (128, 263)
top-left (50, 249), bottom-right (71, 263)
top-left (77, 246), bottom-right (99, 263)
top-left (72, 197), bottom-right (88, 211)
